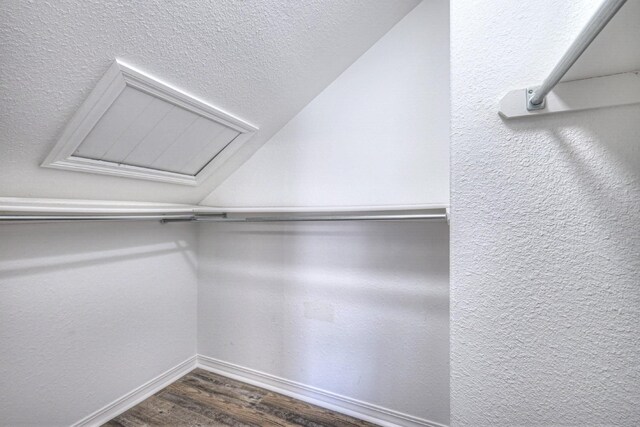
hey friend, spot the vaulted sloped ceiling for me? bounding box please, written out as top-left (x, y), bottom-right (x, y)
top-left (201, 0), bottom-right (450, 209)
top-left (0, 0), bottom-right (420, 204)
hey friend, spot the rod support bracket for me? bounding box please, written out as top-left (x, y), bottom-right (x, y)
top-left (526, 88), bottom-right (546, 111)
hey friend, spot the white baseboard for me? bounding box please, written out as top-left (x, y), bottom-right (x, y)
top-left (196, 355), bottom-right (447, 427)
top-left (73, 355), bottom-right (197, 427)
top-left (71, 354), bottom-right (447, 427)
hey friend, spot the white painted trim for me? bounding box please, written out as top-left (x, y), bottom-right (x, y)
top-left (72, 356), bottom-right (197, 427)
top-left (42, 59), bottom-right (258, 186)
top-left (499, 70), bottom-right (640, 119)
top-left (45, 157), bottom-right (201, 186)
top-left (196, 355), bottom-right (448, 427)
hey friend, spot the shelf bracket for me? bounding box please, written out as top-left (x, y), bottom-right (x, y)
top-left (499, 71), bottom-right (640, 119)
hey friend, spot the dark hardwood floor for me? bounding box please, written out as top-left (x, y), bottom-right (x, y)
top-left (103, 368), bottom-right (378, 426)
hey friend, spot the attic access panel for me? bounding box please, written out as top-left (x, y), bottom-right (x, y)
top-left (42, 60), bottom-right (258, 186)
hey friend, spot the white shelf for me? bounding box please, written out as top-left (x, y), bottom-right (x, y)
top-left (1, 197), bottom-right (448, 216)
top-left (0, 197), bottom-right (199, 215)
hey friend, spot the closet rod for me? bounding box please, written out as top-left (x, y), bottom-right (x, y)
top-left (527, 0), bottom-right (627, 110)
top-left (192, 213), bottom-right (447, 223)
top-left (0, 214), bottom-right (200, 222)
top-left (0, 213), bottom-right (448, 223)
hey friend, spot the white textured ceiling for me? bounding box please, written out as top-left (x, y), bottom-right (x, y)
top-left (0, 0), bottom-right (419, 204)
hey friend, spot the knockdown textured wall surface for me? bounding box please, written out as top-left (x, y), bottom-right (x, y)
top-left (197, 221), bottom-right (450, 426)
top-left (0, 222), bottom-right (198, 426)
top-left (202, 0), bottom-right (449, 208)
top-left (0, 0), bottom-right (418, 204)
top-left (451, 1), bottom-right (640, 426)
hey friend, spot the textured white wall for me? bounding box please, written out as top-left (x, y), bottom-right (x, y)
top-left (197, 221), bottom-right (450, 426)
top-left (0, 222), bottom-right (198, 426)
top-left (202, 0), bottom-right (449, 208)
top-left (451, 1), bottom-right (640, 426)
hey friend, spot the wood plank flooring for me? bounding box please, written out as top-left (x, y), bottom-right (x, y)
top-left (103, 368), bottom-right (378, 427)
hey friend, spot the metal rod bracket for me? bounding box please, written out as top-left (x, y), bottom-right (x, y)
top-left (526, 88), bottom-right (546, 111)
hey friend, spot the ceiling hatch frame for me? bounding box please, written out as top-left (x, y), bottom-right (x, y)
top-left (42, 59), bottom-right (258, 186)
